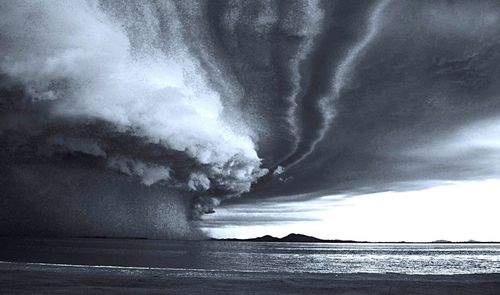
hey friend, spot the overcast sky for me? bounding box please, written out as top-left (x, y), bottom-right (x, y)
top-left (2, 0), bottom-right (500, 240)
top-left (199, 0), bottom-right (500, 242)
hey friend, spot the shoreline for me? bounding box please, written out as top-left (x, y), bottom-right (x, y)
top-left (2, 236), bottom-right (500, 244)
top-left (1, 261), bottom-right (499, 295)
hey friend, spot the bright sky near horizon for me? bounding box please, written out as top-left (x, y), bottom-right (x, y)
top-left (202, 179), bottom-right (500, 242)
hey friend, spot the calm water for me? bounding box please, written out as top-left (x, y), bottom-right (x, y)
top-left (1, 239), bottom-right (499, 275)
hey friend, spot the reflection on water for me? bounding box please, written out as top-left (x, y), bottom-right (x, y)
top-left (1, 239), bottom-right (499, 275)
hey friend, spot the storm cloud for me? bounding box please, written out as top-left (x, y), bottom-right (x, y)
top-left (2, 0), bottom-right (500, 238)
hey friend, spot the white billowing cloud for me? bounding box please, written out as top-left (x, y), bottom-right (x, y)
top-left (188, 172), bottom-right (211, 192)
top-left (204, 180), bottom-right (500, 242)
top-left (0, 1), bottom-right (266, 194)
top-left (47, 136), bottom-right (107, 158)
top-left (107, 155), bottom-right (171, 186)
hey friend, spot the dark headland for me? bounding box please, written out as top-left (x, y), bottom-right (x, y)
top-left (217, 233), bottom-right (363, 243)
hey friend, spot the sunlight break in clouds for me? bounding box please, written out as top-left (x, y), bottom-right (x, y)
top-left (203, 179), bottom-right (500, 242)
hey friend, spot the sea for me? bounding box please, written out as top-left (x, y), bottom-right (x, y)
top-left (0, 238), bottom-right (499, 275)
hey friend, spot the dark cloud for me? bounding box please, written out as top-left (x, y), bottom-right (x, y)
top-left (237, 0), bottom-right (500, 202)
top-left (2, 0), bottom-right (500, 238)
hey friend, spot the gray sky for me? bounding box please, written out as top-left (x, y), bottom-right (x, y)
top-left (2, 0), bottom-right (500, 240)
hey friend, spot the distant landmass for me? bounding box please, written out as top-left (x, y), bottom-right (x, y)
top-left (215, 233), bottom-right (499, 244)
top-left (217, 233), bottom-right (366, 243)
top-left (64, 234), bottom-right (499, 243)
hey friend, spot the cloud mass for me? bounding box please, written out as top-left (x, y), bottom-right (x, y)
top-left (2, 0), bottom-right (500, 239)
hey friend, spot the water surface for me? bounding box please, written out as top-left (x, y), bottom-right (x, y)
top-left (1, 238), bottom-right (498, 275)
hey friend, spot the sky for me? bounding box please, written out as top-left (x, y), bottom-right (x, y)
top-left (203, 180), bottom-right (500, 242)
top-left (1, 0), bottom-right (500, 241)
